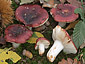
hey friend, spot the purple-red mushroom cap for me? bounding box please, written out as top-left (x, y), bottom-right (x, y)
top-left (5, 24), bottom-right (33, 43)
top-left (50, 4), bottom-right (79, 22)
top-left (15, 4), bottom-right (49, 27)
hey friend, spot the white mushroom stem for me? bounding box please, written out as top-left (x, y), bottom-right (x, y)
top-left (39, 43), bottom-right (45, 56)
top-left (58, 22), bottom-right (66, 27)
top-left (12, 42), bottom-right (20, 48)
top-left (47, 40), bottom-right (64, 62)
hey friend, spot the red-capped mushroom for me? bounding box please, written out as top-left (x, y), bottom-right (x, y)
top-left (15, 4), bottom-right (49, 30)
top-left (5, 24), bottom-right (33, 48)
top-left (35, 37), bottom-right (50, 56)
top-left (47, 25), bottom-right (77, 62)
top-left (50, 4), bottom-right (79, 27)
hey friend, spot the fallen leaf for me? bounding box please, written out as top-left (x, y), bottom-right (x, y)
top-left (60, 0), bottom-right (66, 3)
top-left (20, 0), bottom-right (34, 5)
top-left (14, 0), bottom-right (20, 4)
top-left (0, 48), bottom-right (21, 64)
top-left (27, 32), bottom-right (44, 43)
top-left (41, 0), bottom-right (57, 8)
top-left (43, 0), bottom-right (55, 8)
top-left (61, 59), bottom-right (68, 64)
top-left (65, 20), bottom-right (79, 30)
top-left (67, 0), bottom-right (81, 8)
top-left (67, 0), bottom-right (85, 9)
top-left (60, 0), bottom-right (85, 9)
top-left (34, 25), bottom-right (46, 31)
top-left (67, 58), bottom-right (73, 64)
top-left (58, 58), bottom-right (81, 64)
top-left (73, 59), bottom-right (78, 64)
top-left (0, 0), bottom-right (14, 27)
top-left (80, 43), bottom-right (85, 48)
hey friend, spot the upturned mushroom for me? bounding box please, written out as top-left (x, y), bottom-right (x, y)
top-left (15, 4), bottom-right (49, 31)
top-left (5, 24), bottom-right (33, 48)
top-left (35, 37), bottom-right (50, 56)
top-left (47, 25), bottom-right (77, 62)
top-left (50, 4), bottom-right (79, 27)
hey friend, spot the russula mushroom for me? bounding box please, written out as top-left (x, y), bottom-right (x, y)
top-left (47, 25), bottom-right (77, 62)
top-left (15, 4), bottom-right (49, 31)
top-left (35, 37), bottom-right (50, 56)
top-left (50, 4), bottom-right (79, 27)
top-left (5, 24), bottom-right (33, 48)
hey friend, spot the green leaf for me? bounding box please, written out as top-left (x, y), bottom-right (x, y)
top-left (73, 21), bottom-right (85, 48)
top-left (32, 32), bottom-right (38, 38)
top-left (82, 48), bottom-right (85, 60)
top-left (74, 8), bottom-right (84, 20)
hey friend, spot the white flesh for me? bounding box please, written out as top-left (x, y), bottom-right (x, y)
top-left (39, 43), bottom-right (45, 56)
top-left (52, 26), bottom-right (77, 54)
top-left (47, 40), bottom-right (64, 62)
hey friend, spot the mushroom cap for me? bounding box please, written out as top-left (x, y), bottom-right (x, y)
top-left (5, 24), bottom-right (33, 43)
top-left (15, 4), bottom-right (49, 27)
top-left (35, 37), bottom-right (50, 50)
top-left (50, 4), bottom-right (79, 22)
top-left (52, 25), bottom-right (77, 54)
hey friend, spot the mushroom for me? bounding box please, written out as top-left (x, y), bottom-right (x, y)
top-left (15, 4), bottom-right (49, 31)
top-left (47, 25), bottom-right (77, 62)
top-left (5, 24), bottom-right (33, 48)
top-left (35, 37), bottom-right (50, 56)
top-left (50, 4), bottom-right (79, 27)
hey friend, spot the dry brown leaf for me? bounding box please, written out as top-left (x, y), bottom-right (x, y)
top-left (67, 0), bottom-right (81, 8)
top-left (58, 62), bottom-right (63, 64)
top-left (80, 43), bottom-right (85, 48)
top-left (20, 0), bottom-right (34, 5)
top-left (14, 0), bottom-right (20, 4)
top-left (67, 58), bottom-right (73, 64)
top-left (60, 0), bottom-right (85, 9)
top-left (58, 59), bottom-right (68, 64)
top-left (62, 59), bottom-right (68, 64)
top-left (0, 0), bottom-right (14, 27)
top-left (58, 58), bottom-right (81, 64)
top-left (65, 20), bottom-right (79, 30)
top-left (73, 59), bottom-right (78, 64)
top-left (60, 0), bottom-right (66, 3)
top-left (78, 61), bottom-right (81, 64)
top-left (42, 0), bottom-right (57, 8)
